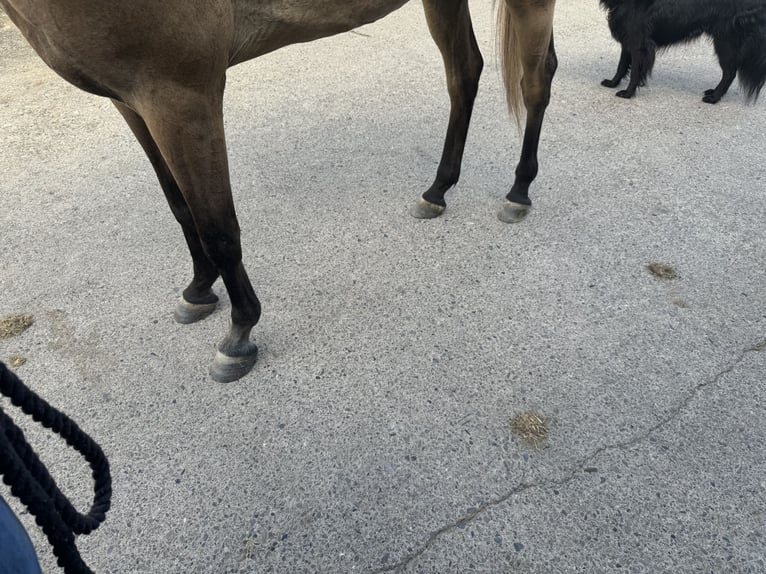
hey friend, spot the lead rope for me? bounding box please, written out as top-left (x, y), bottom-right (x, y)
top-left (0, 361), bottom-right (112, 574)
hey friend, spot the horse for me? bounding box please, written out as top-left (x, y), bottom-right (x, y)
top-left (0, 0), bottom-right (557, 382)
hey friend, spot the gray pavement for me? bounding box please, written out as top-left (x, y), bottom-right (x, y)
top-left (1, 2), bottom-right (765, 573)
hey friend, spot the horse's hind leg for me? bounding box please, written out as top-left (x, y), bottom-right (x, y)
top-left (132, 87), bottom-right (261, 383)
top-left (112, 101), bottom-right (220, 324)
top-left (410, 0), bottom-right (484, 219)
top-left (497, 0), bottom-right (557, 223)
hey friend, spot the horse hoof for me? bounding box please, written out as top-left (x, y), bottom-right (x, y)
top-left (410, 198), bottom-right (445, 219)
top-left (497, 200), bottom-right (530, 223)
top-left (210, 345), bottom-right (258, 383)
top-left (174, 296), bottom-right (218, 324)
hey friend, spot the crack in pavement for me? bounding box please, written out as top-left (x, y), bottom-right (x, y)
top-left (371, 338), bottom-right (766, 574)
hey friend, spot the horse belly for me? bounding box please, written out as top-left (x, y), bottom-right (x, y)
top-left (229, 0), bottom-right (410, 64)
top-left (1, 0), bottom-right (232, 99)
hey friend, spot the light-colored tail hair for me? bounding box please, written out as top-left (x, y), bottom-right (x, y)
top-left (496, 1), bottom-right (523, 127)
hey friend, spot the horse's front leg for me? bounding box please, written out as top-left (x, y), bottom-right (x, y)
top-left (410, 0), bottom-right (483, 219)
top-left (131, 85), bottom-right (261, 383)
top-left (113, 101), bottom-right (220, 325)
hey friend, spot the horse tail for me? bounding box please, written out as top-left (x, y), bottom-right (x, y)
top-left (496, 0), bottom-right (523, 126)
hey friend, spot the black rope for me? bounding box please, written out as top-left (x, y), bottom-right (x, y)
top-left (0, 361), bottom-right (112, 574)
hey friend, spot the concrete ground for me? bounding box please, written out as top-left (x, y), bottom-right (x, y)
top-left (1, 2), bottom-right (764, 573)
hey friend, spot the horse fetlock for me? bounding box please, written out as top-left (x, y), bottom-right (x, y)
top-left (182, 285), bottom-right (219, 305)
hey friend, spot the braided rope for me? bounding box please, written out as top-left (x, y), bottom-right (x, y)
top-left (0, 361), bottom-right (112, 573)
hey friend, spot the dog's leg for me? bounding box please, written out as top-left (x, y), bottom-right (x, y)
top-left (617, 42), bottom-right (654, 99)
top-left (616, 48), bottom-right (643, 98)
top-left (602, 45), bottom-right (630, 88)
top-left (703, 36), bottom-right (737, 104)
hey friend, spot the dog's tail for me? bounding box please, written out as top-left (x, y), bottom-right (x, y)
top-left (737, 18), bottom-right (766, 100)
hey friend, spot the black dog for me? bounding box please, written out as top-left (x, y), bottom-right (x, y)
top-left (600, 0), bottom-right (766, 103)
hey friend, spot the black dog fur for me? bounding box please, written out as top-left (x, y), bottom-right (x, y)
top-left (600, 0), bottom-right (766, 103)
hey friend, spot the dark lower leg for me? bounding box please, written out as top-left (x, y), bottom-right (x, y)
top-left (200, 230), bottom-right (261, 382)
top-left (188, 202), bottom-right (260, 369)
top-left (216, 260), bottom-right (260, 357)
top-left (505, 119), bottom-right (543, 206)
